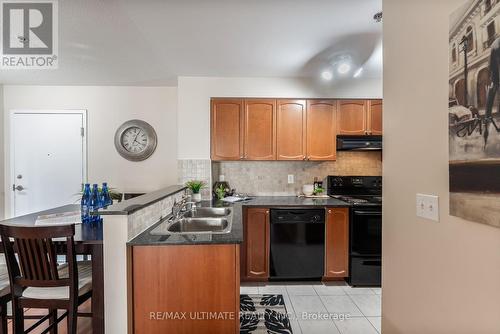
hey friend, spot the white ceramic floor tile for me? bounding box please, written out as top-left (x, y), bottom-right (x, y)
top-left (240, 286), bottom-right (259, 295)
top-left (349, 295), bottom-right (381, 317)
top-left (334, 317), bottom-right (379, 334)
top-left (371, 288), bottom-right (382, 295)
top-left (342, 286), bottom-right (376, 295)
top-left (367, 317), bottom-right (381, 333)
top-left (259, 284), bottom-right (289, 295)
top-left (286, 285), bottom-right (318, 296)
top-left (319, 295), bottom-right (363, 317)
top-left (298, 320), bottom-right (341, 334)
top-left (290, 295), bottom-right (328, 318)
top-left (290, 319), bottom-right (303, 334)
top-left (282, 293), bottom-right (297, 316)
top-left (314, 284), bottom-right (347, 296)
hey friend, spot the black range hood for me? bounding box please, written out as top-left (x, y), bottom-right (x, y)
top-left (337, 135), bottom-right (382, 151)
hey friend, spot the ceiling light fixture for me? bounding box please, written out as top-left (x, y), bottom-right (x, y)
top-left (353, 67), bottom-right (364, 78)
top-left (337, 62), bottom-right (351, 75)
top-left (321, 70), bottom-right (333, 81)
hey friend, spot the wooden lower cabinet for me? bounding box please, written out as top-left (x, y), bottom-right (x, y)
top-left (241, 208), bottom-right (270, 281)
top-left (324, 208), bottom-right (350, 279)
top-left (131, 244), bottom-right (240, 334)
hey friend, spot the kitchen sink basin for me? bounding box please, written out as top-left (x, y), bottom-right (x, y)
top-left (183, 207), bottom-right (232, 218)
top-left (149, 206), bottom-right (233, 235)
top-left (167, 217), bottom-right (230, 233)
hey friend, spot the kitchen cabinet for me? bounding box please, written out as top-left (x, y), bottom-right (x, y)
top-left (244, 99), bottom-right (276, 160)
top-left (276, 99), bottom-right (307, 160)
top-left (211, 99), bottom-right (243, 160)
top-left (132, 244), bottom-right (240, 333)
top-left (337, 99), bottom-right (383, 136)
top-left (368, 99), bottom-right (383, 135)
top-left (211, 97), bottom-right (382, 162)
top-left (242, 208), bottom-right (270, 280)
top-left (324, 208), bottom-right (349, 279)
top-left (337, 100), bottom-right (368, 135)
top-left (306, 100), bottom-right (337, 161)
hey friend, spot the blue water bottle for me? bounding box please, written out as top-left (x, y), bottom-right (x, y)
top-left (89, 184), bottom-right (100, 224)
top-left (100, 182), bottom-right (113, 208)
top-left (81, 184), bottom-right (91, 224)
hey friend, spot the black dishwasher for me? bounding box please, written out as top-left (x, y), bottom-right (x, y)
top-left (270, 209), bottom-right (325, 280)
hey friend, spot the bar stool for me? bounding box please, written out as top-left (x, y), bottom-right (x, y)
top-left (0, 224), bottom-right (92, 334)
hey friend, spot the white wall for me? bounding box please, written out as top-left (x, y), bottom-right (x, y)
top-left (0, 86), bottom-right (4, 220)
top-left (383, 0), bottom-right (500, 333)
top-left (3, 86), bottom-right (178, 217)
top-left (177, 76), bottom-right (382, 159)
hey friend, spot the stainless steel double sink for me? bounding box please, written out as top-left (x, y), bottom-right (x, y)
top-left (150, 207), bottom-right (233, 235)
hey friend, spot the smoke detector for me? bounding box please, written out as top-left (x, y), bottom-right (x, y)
top-left (373, 11), bottom-right (382, 23)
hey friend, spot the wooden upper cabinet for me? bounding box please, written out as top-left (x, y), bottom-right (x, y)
top-left (244, 99), bottom-right (276, 160)
top-left (277, 99), bottom-right (307, 160)
top-left (244, 208), bottom-right (270, 279)
top-left (306, 100), bottom-right (337, 161)
top-left (325, 207), bottom-right (349, 278)
top-left (337, 100), bottom-right (368, 135)
top-left (368, 100), bottom-right (383, 135)
top-left (211, 99), bottom-right (243, 161)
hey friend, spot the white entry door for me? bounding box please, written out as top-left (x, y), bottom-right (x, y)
top-left (11, 111), bottom-right (87, 217)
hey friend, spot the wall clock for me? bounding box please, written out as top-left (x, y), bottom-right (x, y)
top-left (114, 120), bottom-right (157, 161)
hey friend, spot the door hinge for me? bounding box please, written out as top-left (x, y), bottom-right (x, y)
top-left (80, 127), bottom-right (85, 137)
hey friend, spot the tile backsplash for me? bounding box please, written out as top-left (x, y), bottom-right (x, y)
top-left (128, 190), bottom-right (185, 240)
top-left (178, 159), bottom-right (212, 199)
top-left (211, 151), bottom-right (382, 196)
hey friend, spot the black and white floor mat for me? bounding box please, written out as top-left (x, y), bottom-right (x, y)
top-left (240, 294), bottom-right (293, 334)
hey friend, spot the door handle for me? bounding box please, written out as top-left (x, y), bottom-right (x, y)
top-left (13, 185), bottom-right (24, 191)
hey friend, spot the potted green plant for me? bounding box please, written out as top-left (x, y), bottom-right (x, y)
top-left (215, 184), bottom-right (226, 200)
top-left (185, 180), bottom-right (206, 202)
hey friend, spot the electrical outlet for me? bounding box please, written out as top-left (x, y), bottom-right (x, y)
top-left (416, 194), bottom-right (439, 222)
top-left (288, 174), bottom-right (294, 184)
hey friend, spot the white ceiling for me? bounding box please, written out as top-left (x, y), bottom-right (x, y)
top-left (0, 0), bottom-right (382, 86)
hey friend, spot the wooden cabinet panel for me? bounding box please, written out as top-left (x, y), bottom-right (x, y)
top-left (244, 208), bottom-right (270, 280)
top-left (368, 100), bottom-right (383, 135)
top-left (306, 100), bottom-right (337, 161)
top-left (325, 208), bottom-right (349, 278)
top-left (337, 100), bottom-right (368, 135)
top-left (211, 99), bottom-right (243, 160)
top-left (133, 244), bottom-right (240, 333)
top-left (277, 99), bottom-right (307, 160)
top-left (244, 99), bottom-right (276, 160)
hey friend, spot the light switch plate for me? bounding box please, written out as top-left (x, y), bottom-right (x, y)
top-left (416, 194), bottom-right (439, 222)
top-left (288, 174), bottom-right (294, 184)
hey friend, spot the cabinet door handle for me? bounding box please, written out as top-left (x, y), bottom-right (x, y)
top-left (328, 209), bottom-right (332, 213)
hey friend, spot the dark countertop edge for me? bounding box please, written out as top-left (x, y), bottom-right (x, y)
top-left (127, 240), bottom-right (243, 246)
top-left (99, 185), bottom-right (187, 215)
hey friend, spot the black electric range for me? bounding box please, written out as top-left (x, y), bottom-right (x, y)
top-left (327, 176), bottom-right (382, 287)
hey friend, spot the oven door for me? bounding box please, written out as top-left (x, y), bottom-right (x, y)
top-left (350, 208), bottom-right (382, 256)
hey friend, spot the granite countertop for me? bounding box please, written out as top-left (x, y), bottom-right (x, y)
top-left (128, 196), bottom-right (350, 246)
top-left (100, 185), bottom-right (186, 215)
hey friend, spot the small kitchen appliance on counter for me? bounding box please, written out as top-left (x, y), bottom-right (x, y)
top-left (327, 176), bottom-right (382, 287)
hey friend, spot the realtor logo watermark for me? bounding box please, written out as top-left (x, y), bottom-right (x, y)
top-left (1, 0), bottom-right (58, 69)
